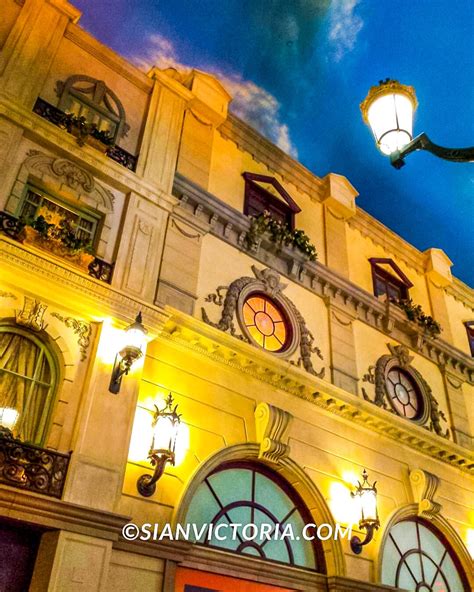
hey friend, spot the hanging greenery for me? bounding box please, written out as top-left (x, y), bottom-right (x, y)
top-left (396, 298), bottom-right (442, 338)
top-left (246, 211), bottom-right (317, 261)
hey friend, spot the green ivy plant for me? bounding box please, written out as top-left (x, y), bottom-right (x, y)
top-left (25, 215), bottom-right (93, 254)
top-left (246, 211), bottom-right (317, 261)
top-left (396, 298), bottom-right (442, 338)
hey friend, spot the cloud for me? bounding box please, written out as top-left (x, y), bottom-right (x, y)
top-left (328, 0), bottom-right (363, 62)
top-left (131, 34), bottom-right (298, 158)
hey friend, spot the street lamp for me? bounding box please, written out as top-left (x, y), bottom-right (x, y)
top-left (361, 79), bottom-right (474, 169)
top-left (350, 469), bottom-right (380, 554)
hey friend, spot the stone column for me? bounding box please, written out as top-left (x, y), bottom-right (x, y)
top-left (0, 0), bottom-right (80, 108)
top-left (136, 69), bottom-right (191, 195)
top-left (30, 530), bottom-right (112, 592)
top-left (326, 300), bottom-right (359, 395)
top-left (423, 248), bottom-right (454, 343)
top-left (176, 69), bottom-right (231, 191)
top-left (320, 173), bottom-right (358, 278)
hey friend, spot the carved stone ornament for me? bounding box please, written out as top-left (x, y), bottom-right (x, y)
top-left (255, 402), bottom-right (292, 464)
top-left (409, 469), bottom-right (441, 519)
top-left (202, 265), bottom-right (324, 377)
top-left (362, 343), bottom-right (449, 439)
top-left (51, 313), bottom-right (92, 361)
top-left (15, 296), bottom-right (47, 332)
top-left (0, 291), bottom-right (16, 300)
top-left (25, 150), bottom-right (114, 211)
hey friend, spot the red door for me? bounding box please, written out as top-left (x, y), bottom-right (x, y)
top-left (175, 567), bottom-right (296, 592)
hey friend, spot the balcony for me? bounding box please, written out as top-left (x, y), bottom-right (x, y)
top-left (0, 432), bottom-right (70, 499)
top-left (33, 98), bottom-right (138, 172)
top-left (0, 211), bottom-right (114, 283)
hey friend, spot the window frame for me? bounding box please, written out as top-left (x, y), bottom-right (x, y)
top-left (369, 258), bottom-right (413, 302)
top-left (243, 172), bottom-right (301, 231)
top-left (16, 184), bottom-right (103, 250)
top-left (0, 325), bottom-right (59, 446)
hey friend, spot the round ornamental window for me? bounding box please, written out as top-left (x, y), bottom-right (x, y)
top-left (385, 367), bottom-right (423, 419)
top-left (241, 294), bottom-right (291, 352)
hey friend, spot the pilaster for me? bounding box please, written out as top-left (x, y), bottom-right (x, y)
top-left (0, 0), bottom-right (80, 107)
top-left (321, 173), bottom-right (358, 277)
top-left (424, 248), bottom-right (454, 343)
top-left (326, 300), bottom-right (359, 395)
top-left (441, 367), bottom-right (472, 449)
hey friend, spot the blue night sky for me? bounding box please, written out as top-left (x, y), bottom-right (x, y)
top-left (73, 0), bottom-right (473, 286)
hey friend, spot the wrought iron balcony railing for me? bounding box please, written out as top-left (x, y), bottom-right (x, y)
top-left (0, 432), bottom-right (70, 499)
top-left (0, 211), bottom-right (114, 283)
top-left (33, 97), bottom-right (138, 172)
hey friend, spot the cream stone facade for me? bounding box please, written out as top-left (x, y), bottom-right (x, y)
top-left (0, 1), bottom-right (473, 591)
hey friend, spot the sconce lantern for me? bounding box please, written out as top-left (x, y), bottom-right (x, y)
top-left (350, 469), bottom-right (380, 554)
top-left (109, 312), bottom-right (147, 394)
top-left (137, 394), bottom-right (182, 497)
top-left (0, 407), bottom-right (19, 438)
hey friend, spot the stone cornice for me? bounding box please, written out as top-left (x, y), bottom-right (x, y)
top-left (65, 24), bottom-right (152, 93)
top-left (219, 117), bottom-right (472, 309)
top-left (0, 97), bottom-right (177, 212)
top-left (0, 486), bottom-right (130, 540)
top-left (173, 174), bottom-right (474, 383)
top-left (0, 236), bottom-right (170, 334)
top-left (162, 308), bottom-right (474, 473)
top-left (220, 114), bottom-right (324, 200)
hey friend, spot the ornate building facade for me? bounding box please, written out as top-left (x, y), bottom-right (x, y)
top-left (0, 1), bottom-right (473, 591)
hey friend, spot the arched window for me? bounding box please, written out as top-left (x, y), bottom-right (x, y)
top-left (183, 461), bottom-right (326, 572)
top-left (0, 327), bottom-right (58, 445)
top-left (56, 75), bottom-right (128, 142)
top-left (381, 519), bottom-right (469, 592)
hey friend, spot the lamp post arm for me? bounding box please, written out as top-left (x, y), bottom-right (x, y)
top-left (390, 133), bottom-right (474, 169)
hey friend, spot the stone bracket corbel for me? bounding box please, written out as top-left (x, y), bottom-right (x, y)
top-left (254, 402), bottom-right (293, 464)
top-left (409, 468), bottom-right (442, 519)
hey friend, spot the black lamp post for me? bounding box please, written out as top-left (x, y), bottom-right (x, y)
top-left (361, 79), bottom-right (474, 169)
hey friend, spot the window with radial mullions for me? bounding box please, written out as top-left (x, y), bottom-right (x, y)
top-left (242, 294), bottom-right (290, 352)
top-left (381, 519), bottom-right (469, 592)
top-left (385, 367), bottom-right (423, 419)
top-left (184, 462), bottom-right (325, 571)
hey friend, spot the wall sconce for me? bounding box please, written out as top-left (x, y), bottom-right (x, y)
top-left (0, 407), bottom-right (19, 438)
top-left (350, 469), bottom-right (380, 554)
top-left (137, 394), bottom-right (182, 497)
top-left (109, 312), bottom-right (147, 394)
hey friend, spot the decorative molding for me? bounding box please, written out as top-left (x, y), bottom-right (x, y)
top-left (0, 291), bottom-right (16, 300)
top-left (162, 309), bottom-right (474, 473)
top-left (15, 296), bottom-right (47, 331)
top-left (362, 344), bottom-right (450, 439)
top-left (202, 265), bottom-right (324, 377)
top-left (171, 218), bottom-right (201, 240)
top-left (25, 150), bottom-right (114, 211)
top-left (173, 173), bottom-right (473, 384)
top-left (409, 469), bottom-right (441, 519)
top-left (51, 313), bottom-right (92, 361)
top-left (254, 402), bottom-right (292, 464)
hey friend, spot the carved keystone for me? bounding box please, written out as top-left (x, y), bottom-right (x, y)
top-left (255, 402), bottom-right (293, 464)
top-left (409, 469), bottom-right (441, 519)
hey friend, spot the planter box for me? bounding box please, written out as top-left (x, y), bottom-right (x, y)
top-left (19, 226), bottom-right (94, 272)
top-left (85, 135), bottom-right (110, 153)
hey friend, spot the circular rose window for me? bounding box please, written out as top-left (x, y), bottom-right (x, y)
top-left (385, 367), bottom-right (423, 419)
top-left (241, 293), bottom-right (291, 352)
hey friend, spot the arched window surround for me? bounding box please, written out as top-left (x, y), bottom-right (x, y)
top-left (376, 505), bottom-right (473, 592)
top-left (173, 443), bottom-right (345, 578)
top-left (0, 321), bottom-right (63, 446)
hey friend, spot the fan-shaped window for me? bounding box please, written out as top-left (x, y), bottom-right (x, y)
top-left (184, 461), bottom-right (325, 571)
top-left (56, 75), bottom-right (128, 142)
top-left (381, 519), bottom-right (469, 591)
top-left (0, 327), bottom-right (58, 445)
